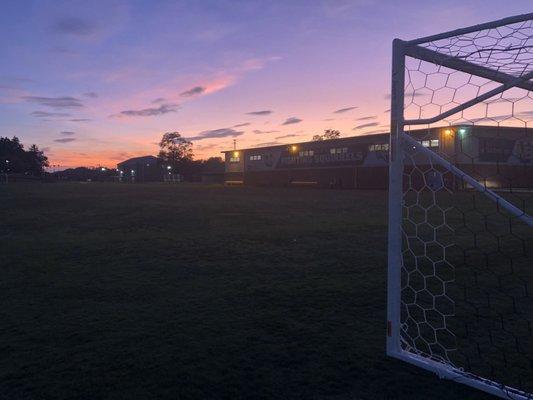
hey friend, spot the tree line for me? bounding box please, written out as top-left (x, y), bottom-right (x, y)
top-left (1, 129), bottom-right (342, 181)
top-left (157, 132), bottom-right (224, 179)
top-left (0, 137), bottom-right (49, 176)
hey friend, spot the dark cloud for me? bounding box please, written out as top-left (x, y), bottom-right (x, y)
top-left (356, 115), bottom-right (377, 121)
top-left (83, 92), bottom-right (98, 98)
top-left (282, 117), bottom-right (302, 125)
top-left (275, 134), bottom-right (300, 139)
top-left (110, 152), bottom-right (131, 160)
top-left (152, 97), bottom-right (166, 104)
top-left (233, 122), bottom-right (250, 128)
top-left (253, 129), bottom-right (279, 134)
top-left (187, 128), bottom-right (244, 141)
top-left (119, 103), bottom-right (178, 117)
top-left (54, 138), bottom-right (76, 143)
top-left (52, 46), bottom-right (77, 55)
top-left (0, 76), bottom-right (33, 88)
top-left (253, 141), bottom-right (281, 147)
top-left (70, 118), bottom-right (91, 122)
top-left (31, 111), bottom-right (71, 118)
top-left (246, 110), bottom-right (272, 116)
top-left (23, 96), bottom-right (83, 108)
top-left (60, 131), bottom-right (76, 136)
top-left (384, 91), bottom-right (425, 100)
top-left (195, 143), bottom-right (219, 151)
top-left (362, 129), bottom-right (386, 135)
top-left (181, 86), bottom-right (205, 97)
top-left (51, 17), bottom-right (96, 36)
top-left (6, 76), bottom-right (33, 83)
top-left (518, 110), bottom-right (533, 116)
top-left (353, 122), bottom-right (379, 130)
top-left (333, 106), bottom-right (357, 114)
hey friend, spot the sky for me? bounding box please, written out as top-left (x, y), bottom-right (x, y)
top-left (0, 0), bottom-right (531, 168)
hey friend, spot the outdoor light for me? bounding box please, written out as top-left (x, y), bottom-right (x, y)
top-left (291, 145), bottom-right (297, 152)
top-left (458, 128), bottom-right (467, 137)
top-left (101, 167), bottom-right (106, 171)
top-left (167, 165), bottom-right (172, 170)
top-left (444, 129), bottom-right (452, 135)
top-left (233, 151), bottom-right (239, 157)
top-left (131, 169), bottom-right (134, 173)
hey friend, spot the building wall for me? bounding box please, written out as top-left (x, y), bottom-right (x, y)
top-left (118, 157), bottom-right (163, 182)
top-left (224, 134), bottom-right (393, 189)
top-left (223, 126), bottom-right (533, 189)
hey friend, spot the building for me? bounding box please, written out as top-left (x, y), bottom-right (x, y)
top-left (222, 125), bottom-right (533, 189)
top-left (117, 155), bottom-right (163, 182)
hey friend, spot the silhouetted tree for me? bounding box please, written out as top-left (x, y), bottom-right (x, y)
top-left (323, 129), bottom-right (341, 140)
top-left (0, 137), bottom-right (48, 175)
top-left (53, 166), bottom-right (113, 181)
top-left (26, 144), bottom-right (49, 175)
top-left (313, 129), bottom-right (341, 141)
top-left (203, 157), bottom-right (224, 173)
top-left (158, 132), bottom-right (193, 171)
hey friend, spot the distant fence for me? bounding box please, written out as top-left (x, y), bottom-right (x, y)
top-left (0, 173), bottom-right (54, 183)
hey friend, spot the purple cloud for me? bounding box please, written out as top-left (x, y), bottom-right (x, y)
top-left (187, 128), bottom-right (243, 141)
top-left (333, 106), bottom-right (357, 114)
top-left (51, 17), bottom-right (96, 36)
top-left (247, 110), bottom-right (272, 116)
top-left (119, 103), bottom-right (178, 117)
top-left (353, 122), bottom-right (379, 130)
top-left (23, 96), bottom-right (83, 108)
top-left (181, 86), bottom-right (205, 97)
top-left (54, 138), bottom-right (76, 143)
top-left (282, 117), bottom-right (302, 125)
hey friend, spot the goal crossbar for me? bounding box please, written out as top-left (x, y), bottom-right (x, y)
top-left (406, 12), bottom-right (533, 46)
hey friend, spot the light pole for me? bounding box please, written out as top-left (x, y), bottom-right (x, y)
top-left (4, 160), bottom-right (9, 183)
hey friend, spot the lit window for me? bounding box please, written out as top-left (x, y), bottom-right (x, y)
top-left (422, 140), bottom-right (430, 147)
top-left (230, 156), bottom-right (240, 163)
top-left (249, 155), bottom-right (262, 161)
top-left (430, 139), bottom-right (439, 147)
top-left (330, 147), bottom-right (348, 154)
top-left (298, 150), bottom-right (314, 156)
top-left (369, 143), bottom-right (389, 151)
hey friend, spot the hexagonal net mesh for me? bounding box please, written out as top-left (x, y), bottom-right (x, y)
top-left (389, 14), bottom-right (533, 399)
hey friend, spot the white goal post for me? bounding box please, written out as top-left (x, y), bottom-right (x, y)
top-left (387, 13), bottom-right (533, 399)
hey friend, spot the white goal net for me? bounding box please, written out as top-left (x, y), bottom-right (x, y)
top-left (387, 13), bottom-right (533, 399)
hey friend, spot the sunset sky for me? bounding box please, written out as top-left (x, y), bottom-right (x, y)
top-left (1, 0), bottom-right (531, 168)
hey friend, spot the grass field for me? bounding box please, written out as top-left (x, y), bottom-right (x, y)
top-left (0, 183), bottom-right (497, 399)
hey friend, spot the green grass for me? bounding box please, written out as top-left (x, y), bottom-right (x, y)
top-left (0, 183), bottom-right (496, 399)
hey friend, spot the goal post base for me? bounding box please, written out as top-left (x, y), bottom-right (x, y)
top-left (389, 350), bottom-right (532, 400)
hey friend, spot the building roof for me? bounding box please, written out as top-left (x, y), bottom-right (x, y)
top-left (221, 132), bottom-right (390, 153)
top-left (221, 124), bottom-right (533, 153)
top-left (117, 155), bottom-right (160, 167)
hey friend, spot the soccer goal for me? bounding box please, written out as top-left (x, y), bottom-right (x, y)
top-left (387, 13), bottom-right (533, 399)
